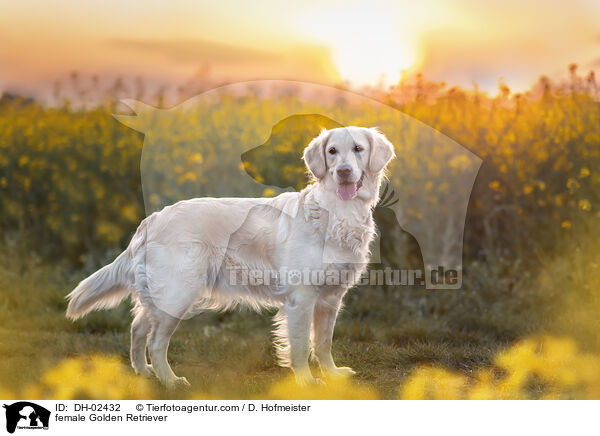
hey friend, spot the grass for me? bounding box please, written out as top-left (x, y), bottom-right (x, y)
top-left (0, 232), bottom-right (551, 400)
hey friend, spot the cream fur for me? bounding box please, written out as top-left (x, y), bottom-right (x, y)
top-left (66, 126), bottom-right (395, 387)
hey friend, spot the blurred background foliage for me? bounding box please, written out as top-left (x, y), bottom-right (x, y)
top-left (1, 67), bottom-right (598, 269)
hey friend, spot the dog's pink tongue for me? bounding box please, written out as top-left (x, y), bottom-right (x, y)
top-left (337, 183), bottom-right (358, 201)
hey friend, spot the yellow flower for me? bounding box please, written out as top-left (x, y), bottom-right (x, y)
top-left (18, 155), bottom-right (29, 167)
top-left (190, 153), bottom-right (203, 164)
top-left (400, 366), bottom-right (468, 400)
top-left (177, 171), bottom-right (197, 184)
top-left (489, 180), bottom-right (501, 191)
top-left (122, 204), bottom-right (139, 223)
top-left (579, 199), bottom-right (591, 211)
top-left (579, 167), bottom-right (590, 178)
top-left (535, 337), bottom-right (579, 386)
top-left (561, 220), bottom-right (572, 229)
top-left (26, 355), bottom-right (153, 400)
top-left (448, 155), bottom-right (471, 170)
top-left (467, 369), bottom-right (504, 400)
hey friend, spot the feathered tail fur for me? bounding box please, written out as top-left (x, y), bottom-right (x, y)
top-left (65, 250), bottom-right (133, 319)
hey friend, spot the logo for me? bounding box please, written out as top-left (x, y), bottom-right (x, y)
top-left (3, 402), bottom-right (50, 434)
top-left (113, 80), bottom-right (482, 320)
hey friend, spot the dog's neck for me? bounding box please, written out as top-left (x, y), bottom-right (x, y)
top-left (301, 177), bottom-right (380, 259)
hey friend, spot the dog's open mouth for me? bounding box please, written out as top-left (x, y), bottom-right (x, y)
top-left (336, 173), bottom-right (364, 201)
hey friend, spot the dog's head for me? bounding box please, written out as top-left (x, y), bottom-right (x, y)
top-left (303, 126), bottom-right (395, 203)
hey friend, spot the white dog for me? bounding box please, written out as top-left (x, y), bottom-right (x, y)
top-left (66, 126), bottom-right (395, 387)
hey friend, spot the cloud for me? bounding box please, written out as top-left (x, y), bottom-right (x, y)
top-left (109, 38), bottom-right (280, 65)
top-left (589, 57), bottom-right (600, 68)
top-left (108, 37), bottom-right (339, 85)
top-left (416, 22), bottom-right (599, 92)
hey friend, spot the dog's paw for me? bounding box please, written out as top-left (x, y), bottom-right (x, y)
top-left (325, 366), bottom-right (356, 379)
top-left (294, 370), bottom-right (317, 386)
top-left (165, 376), bottom-right (191, 390)
top-left (134, 364), bottom-right (154, 377)
top-left (314, 377), bottom-right (326, 385)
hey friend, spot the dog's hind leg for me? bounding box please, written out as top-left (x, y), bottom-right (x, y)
top-left (147, 309), bottom-right (189, 388)
top-left (130, 305), bottom-right (152, 376)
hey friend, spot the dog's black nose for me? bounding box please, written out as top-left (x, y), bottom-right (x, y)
top-left (336, 164), bottom-right (352, 178)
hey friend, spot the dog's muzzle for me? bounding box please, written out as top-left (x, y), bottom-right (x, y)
top-left (336, 172), bottom-right (364, 201)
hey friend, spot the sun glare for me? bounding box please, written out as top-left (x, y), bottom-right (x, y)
top-left (300, 3), bottom-right (419, 86)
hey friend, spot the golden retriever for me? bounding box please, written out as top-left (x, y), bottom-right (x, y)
top-left (66, 126), bottom-right (395, 386)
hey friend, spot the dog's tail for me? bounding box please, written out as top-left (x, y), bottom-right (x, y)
top-left (65, 249), bottom-right (133, 320)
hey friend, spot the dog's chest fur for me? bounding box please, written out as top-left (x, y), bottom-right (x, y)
top-left (297, 185), bottom-right (376, 272)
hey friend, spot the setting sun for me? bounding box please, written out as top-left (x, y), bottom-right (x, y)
top-left (298, 3), bottom-right (419, 86)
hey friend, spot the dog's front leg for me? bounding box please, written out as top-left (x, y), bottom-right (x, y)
top-left (312, 289), bottom-right (355, 379)
top-left (285, 288), bottom-right (318, 385)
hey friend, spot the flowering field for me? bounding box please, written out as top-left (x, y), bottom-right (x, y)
top-left (2, 335), bottom-right (599, 400)
top-left (0, 66), bottom-right (599, 399)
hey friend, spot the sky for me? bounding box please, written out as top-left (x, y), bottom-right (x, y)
top-left (1, 0), bottom-right (599, 99)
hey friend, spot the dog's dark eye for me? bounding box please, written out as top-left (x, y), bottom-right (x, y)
top-left (353, 145), bottom-right (363, 152)
top-left (328, 147), bottom-right (337, 155)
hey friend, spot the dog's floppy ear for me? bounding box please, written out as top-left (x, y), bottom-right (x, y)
top-left (303, 129), bottom-right (330, 179)
top-left (368, 128), bottom-right (395, 173)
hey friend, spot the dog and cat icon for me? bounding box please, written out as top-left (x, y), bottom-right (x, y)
top-left (3, 402), bottom-right (50, 433)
